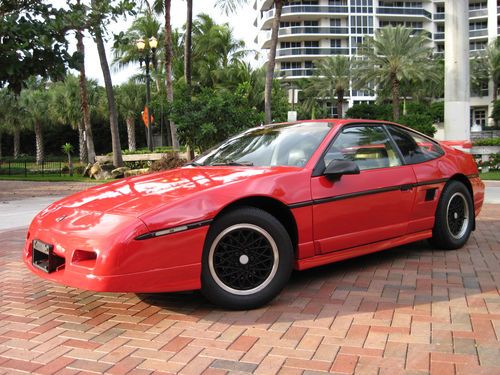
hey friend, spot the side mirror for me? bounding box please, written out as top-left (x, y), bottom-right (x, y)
top-left (324, 160), bottom-right (360, 179)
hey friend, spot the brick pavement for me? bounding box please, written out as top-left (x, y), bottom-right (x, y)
top-left (0, 205), bottom-right (499, 374)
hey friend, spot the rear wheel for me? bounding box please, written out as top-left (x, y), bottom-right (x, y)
top-left (430, 180), bottom-right (474, 250)
top-left (201, 207), bottom-right (293, 309)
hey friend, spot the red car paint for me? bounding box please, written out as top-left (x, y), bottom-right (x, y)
top-left (23, 119), bottom-right (485, 293)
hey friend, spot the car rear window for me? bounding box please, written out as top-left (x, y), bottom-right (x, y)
top-left (387, 126), bottom-right (444, 164)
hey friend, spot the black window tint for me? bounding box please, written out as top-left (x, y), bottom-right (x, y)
top-left (324, 125), bottom-right (402, 171)
top-left (387, 126), bottom-right (444, 164)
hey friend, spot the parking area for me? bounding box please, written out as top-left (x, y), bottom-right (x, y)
top-left (0, 200), bottom-right (499, 374)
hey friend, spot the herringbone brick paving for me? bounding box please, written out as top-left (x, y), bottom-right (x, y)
top-left (0, 205), bottom-right (499, 374)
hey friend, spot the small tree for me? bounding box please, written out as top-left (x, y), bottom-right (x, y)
top-left (62, 143), bottom-right (74, 176)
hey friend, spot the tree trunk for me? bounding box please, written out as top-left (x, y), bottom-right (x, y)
top-left (184, 0), bottom-right (192, 89)
top-left (93, 22), bottom-right (124, 167)
top-left (264, 0), bottom-right (283, 124)
top-left (165, 0), bottom-right (179, 149)
top-left (68, 153), bottom-right (73, 176)
top-left (126, 115), bottom-right (136, 152)
top-left (391, 76), bottom-right (400, 121)
top-left (493, 80), bottom-right (498, 102)
top-left (34, 120), bottom-right (44, 165)
top-left (336, 89), bottom-right (344, 119)
top-left (13, 127), bottom-right (20, 159)
top-left (0, 131), bottom-right (2, 160)
top-left (78, 121), bottom-right (88, 163)
top-left (76, 26), bottom-right (96, 164)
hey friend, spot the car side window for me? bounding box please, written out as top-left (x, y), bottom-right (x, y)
top-left (387, 126), bottom-right (444, 164)
top-left (324, 125), bottom-right (402, 171)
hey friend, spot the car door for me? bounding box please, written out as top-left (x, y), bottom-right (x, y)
top-left (385, 125), bottom-right (447, 234)
top-left (310, 124), bottom-right (417, 254)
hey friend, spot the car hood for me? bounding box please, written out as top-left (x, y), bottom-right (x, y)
top-left (47, 166), bottom-right (297, 218)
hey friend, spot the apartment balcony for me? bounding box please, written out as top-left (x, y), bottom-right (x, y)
top-left (434, 29), bottom-right (488, 41)
top-left (469, 8), bottom-right (488, 19)
top-left (434, 12), bottom-right (444, 21)
top-left (376, 7), bottom-right (432, 19)
top-left (259, 5), bottom-right (349, 29)
top-left (469, 29), bottom-right (488, 38)
top-left (434, 32), bottom-right (444, 41)
top-left (276, 47), bottom-right (350, 59)
top-left (470, 49), bottom-right (486, 57)
top-left (274, 69), bottom-right (316, 79)
top-left (259, 26), bottom-right (350, 48)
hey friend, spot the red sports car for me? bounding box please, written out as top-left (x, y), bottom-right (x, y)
top-left (24, 120), bottom-right (484, 309)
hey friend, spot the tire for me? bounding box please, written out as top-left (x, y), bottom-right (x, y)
top-left (201, 207), bottom-right (294, 310)
top-left (430, 180), bottom-right (474, 250)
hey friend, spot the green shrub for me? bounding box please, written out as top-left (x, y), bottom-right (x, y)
top-left (124, 160), bottom-right (150, 169)
top-left (345, 103), bottom-right (392, 120)
top-left (473, 137), bottom-right (500, 146)
top-left (398, 113), bottom-right (436, 137)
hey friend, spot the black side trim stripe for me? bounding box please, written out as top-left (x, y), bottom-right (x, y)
top-left (135, 219), bottom-right (213, 240)
top-left (288, 178), bottom-right (451, 209)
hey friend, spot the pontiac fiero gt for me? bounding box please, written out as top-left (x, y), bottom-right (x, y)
top-left (24, 120), bottom-right (484, 309)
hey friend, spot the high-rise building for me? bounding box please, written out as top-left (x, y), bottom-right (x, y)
top-left (254, 0), bottom-right (499, 129)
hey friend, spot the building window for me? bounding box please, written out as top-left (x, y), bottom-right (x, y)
top-left (330, 18), bottom-right (342, 26)
top-left (331, 39), bottom-right (342, 48)
top-left (472, 109), bottom-right (486, 128)
top-left (469, 2), bottom-right (487, 10)
top-left (350, 0), bottom-right (373, 13)
top-left (470, 21), bottom-right (488, 30)
top-left (281, 61), bottom-right (302, 70)
top-left (304, 41), bottom-right (320, 47)
top-left (280, 41), bottom-right (301, 49)
top-left (304, 20), bottom-right (319, 26)
top-left (350, 15), bottom-right (373, 34)
top-left (470, 41), bottom-right (487, 51)
top-left (280, 21), bottom-right (300, 28)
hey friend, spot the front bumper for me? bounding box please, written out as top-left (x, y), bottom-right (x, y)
top-left (24, 208), bottom-right (208, 293)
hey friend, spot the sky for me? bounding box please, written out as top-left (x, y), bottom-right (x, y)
top-left (74, 0), bottom-right (260, 85)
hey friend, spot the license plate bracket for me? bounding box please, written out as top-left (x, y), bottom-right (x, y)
top-left (32, 240), bottom-right (64, 273)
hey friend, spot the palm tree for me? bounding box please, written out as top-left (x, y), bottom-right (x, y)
top-left (306, 56), bottom-right (351, 118)
top-left (192, 14), bottom-right (248, 88)
top-left (75, 0), bottom-right (96, 164)
top-left (89, 0), bottom-right (124, 167)
top-left (150, 0), bottom-right (179, 150)
top-left (49, 76), bottom-right (98, 163)
top-left (0, 89), bottom-right (23, 159)
top-left (116, 82), bottom-right (146, 151)
top-left (184, 0), bottom-right (193, 89)
top-left (113, 12), bottom-right (163, 71)
top-left (19, 83), bottom-right (48, 165)
top-left (484, 38), bottom-right (500, 102)
top-left (355, 26), bottom-right (437, 120)
top-left (216, 0), bottom-right (283, 124)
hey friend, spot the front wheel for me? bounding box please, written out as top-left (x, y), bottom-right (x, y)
top-left (430, 180), bottom-right (474, 250)
top-left (201, 207), bottom-right (293, 309)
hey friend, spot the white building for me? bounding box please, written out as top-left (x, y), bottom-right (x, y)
top-left (254, 0), bottom-right (499, 130)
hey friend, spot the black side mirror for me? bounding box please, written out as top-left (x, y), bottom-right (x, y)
top-left (324, 160), bottom-right (360, 179)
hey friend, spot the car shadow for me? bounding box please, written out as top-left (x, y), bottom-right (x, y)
top-left (136, 236), bottom-right (486, 323)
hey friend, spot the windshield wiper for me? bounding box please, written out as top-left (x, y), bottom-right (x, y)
top-left (211, 160), bottom-right (254, 166)
top-left (184, 161), bottom-right (202, 167)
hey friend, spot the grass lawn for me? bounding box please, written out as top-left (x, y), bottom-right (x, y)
top-left (0, 175), bottom-right (98, 182)
top-left (480, 171), bottom-right (500, 180)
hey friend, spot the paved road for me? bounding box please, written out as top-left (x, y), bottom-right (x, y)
top-left (1, 181), bottom-right (498, 233)
top-left (0, 196), bottom-right (64, 231)
top-left (1, 205), bottom-right (498, 374)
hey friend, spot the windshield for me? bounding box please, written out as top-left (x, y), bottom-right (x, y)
top-left (195, 122), bottom-right (332, 167)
